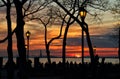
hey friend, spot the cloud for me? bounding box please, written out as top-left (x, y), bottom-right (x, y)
top-left (90, 35), bottom-right (117, 48)
top-left (0, 9), bottom-right (119, 57)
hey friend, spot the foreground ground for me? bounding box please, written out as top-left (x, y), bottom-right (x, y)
top-left (0, 61), bottom-right (120, 79)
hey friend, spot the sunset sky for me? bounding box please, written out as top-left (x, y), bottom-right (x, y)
top-left (0, 1), bottom-right (119, 58)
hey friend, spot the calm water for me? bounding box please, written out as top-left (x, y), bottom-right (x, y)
top-left (3, 57), bottom-right (119, 66)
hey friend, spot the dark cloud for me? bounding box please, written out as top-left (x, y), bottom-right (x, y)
top-left (65, 35), bottom-right (117, 48)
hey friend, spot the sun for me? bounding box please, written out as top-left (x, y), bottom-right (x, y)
top-left (75, 54), bottom-right (81, 58)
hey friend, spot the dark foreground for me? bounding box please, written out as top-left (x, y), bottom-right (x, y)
top-left (0, 60), bottom-right (120, 79)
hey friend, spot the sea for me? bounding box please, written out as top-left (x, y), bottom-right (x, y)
top-left (2, 57), bottom-right (120, 66)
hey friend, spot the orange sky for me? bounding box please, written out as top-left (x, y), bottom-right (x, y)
top-left (0, 8), bottom-right (119, 57)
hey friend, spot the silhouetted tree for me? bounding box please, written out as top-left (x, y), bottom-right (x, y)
top-left (13, 0), bottom-right (28, 78)
top-left (0, 0), bottom-right (14, 63)
top-left (13, 0), bottom-right (51, 78)
top-left (23, 0), bottom-right (52, 64)
top-left (29, 5), bottom-right (65, 64)
top-left (53, 0), bottom-right (109, 65)
top-left (1, 0), bottom-right (15, 79)
top-left (118, 26), bottom-right (120, 64)
top-left (35, 11), bottom-right (55, 64)
top-left (61, 0), bottom-right (78, 66)
top-left (0, 0), bottom-right (52, 68)
top-left (53, 0), bottom-right (94, 64)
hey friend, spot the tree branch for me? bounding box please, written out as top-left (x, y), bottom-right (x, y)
top-left (0, 28), bottom-right (16, 43)
top-left (23, 0), bottom-right (33, 17)
top-left (53, 0), bottom-right (85, 30)
top-left (22, 0), bottom-right (27, 5)
top-left (25, 3), bottom-right (47, 17)
top-left (48, 19), bottom-right (64, 46)
top-left (1, 0), bottom-right (7, 6)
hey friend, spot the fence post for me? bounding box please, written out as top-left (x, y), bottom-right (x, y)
top-left (0, 57), bottom-right (3, 68)
top-left (34, 57), bottom-right (39, 69)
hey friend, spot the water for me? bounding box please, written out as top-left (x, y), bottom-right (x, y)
top-left (3, 57), bottom-right (119, 66)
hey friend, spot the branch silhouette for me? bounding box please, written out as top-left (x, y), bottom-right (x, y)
top-left (0, 28), bottom-right (16, 43)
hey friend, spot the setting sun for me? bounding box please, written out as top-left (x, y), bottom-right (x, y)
top-left (75, 54), bottom-right (81, 58)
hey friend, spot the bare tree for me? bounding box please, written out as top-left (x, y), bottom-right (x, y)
top-left (0, 0), bottom-right (15, 79)
top-left (12, 0), bottom-right (51, 78)
top-left (1, 0), bottom-right (14, 63)
top-left (29, 5), bottom-right (65, 64)
top-left (53, 0), bottom-right (94, 64)
top-left (0, 0), bottom-right (51, 78)
top-left (110, 0), bottom-right (120, 21)
top-left (13, 0), bottom-right (28, 78)
top-left (53, 0), bottom-right (109, 65)
top-left (33, 8), bottom-right (56, 64)
top-left (61, 0), bottom-right (78, 66)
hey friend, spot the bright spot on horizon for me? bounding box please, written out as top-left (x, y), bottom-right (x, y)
top-left (75, 54), bottom-right (81, 58)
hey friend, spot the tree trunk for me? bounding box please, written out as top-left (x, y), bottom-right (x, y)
top-left (62, 24), bottom-right (70, 66)
top-left (118, 27), bottom-right (120, 64)
top-left (14, 0), bottom-right (26, 62)
top-left (6, 1), bottom-right (15, 79)
top-left (46, 21), bottom-right (64, 64)
top-left (13, 0), bottom-right (27, 78)
top-left (6, 0), bottom-right (13, 63)
top-left (45, 26), bottom-right (51, 64)
top-left (46, 45), bottom-right (51, 64)
top-left (84, 23), bottom-right (95, 64)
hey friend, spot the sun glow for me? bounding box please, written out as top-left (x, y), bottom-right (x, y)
top-left (75, 54), bottom-right (81, 58)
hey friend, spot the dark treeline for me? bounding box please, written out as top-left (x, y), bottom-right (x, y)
top-left (0, 57), bottom-right (120, 79)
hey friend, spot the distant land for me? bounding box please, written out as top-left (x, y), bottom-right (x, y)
top-left (1, 55), bottom-right (119, 58)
